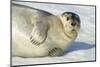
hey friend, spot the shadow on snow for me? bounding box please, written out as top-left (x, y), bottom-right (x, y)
top-left (65, 42), bottom-right (95, 54)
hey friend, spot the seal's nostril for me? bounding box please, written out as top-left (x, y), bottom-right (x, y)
top-left (71, 23), bottom-right (76, 26)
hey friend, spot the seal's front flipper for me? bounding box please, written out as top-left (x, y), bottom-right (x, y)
top-left (48, 48), bottom-right (64, 57)
top-left (30, 21), bottom-right (49, 46)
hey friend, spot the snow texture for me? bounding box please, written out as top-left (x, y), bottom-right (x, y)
top-left (12, 1), bottom-right (96, 66)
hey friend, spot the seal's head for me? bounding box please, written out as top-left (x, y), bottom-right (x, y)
top-left (60, 12), bottom-right (80, 38)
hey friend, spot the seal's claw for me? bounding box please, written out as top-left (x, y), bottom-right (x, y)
top-left (48, 48), bottom-right (64, 57)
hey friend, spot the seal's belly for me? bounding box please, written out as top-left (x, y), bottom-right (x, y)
top-left (12, 11), bottom-right (51, 57)
top-left (12, 27), bottom-right (51, 57)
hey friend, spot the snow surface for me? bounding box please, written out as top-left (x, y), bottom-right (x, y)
top-left (12, 1), bottom-right (96, 66)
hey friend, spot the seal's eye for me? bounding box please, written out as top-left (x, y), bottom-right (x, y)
top-left (66, 17), bottom-right (70, 21)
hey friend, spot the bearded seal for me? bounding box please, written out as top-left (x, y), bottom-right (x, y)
top-left (12, 3), bottom-right (80, 58)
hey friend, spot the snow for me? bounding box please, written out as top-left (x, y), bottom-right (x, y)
top-left (12, 1), bottom-right (96, 66)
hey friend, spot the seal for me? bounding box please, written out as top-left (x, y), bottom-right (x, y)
top-left (12, 3), bottom-right (80, 58)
